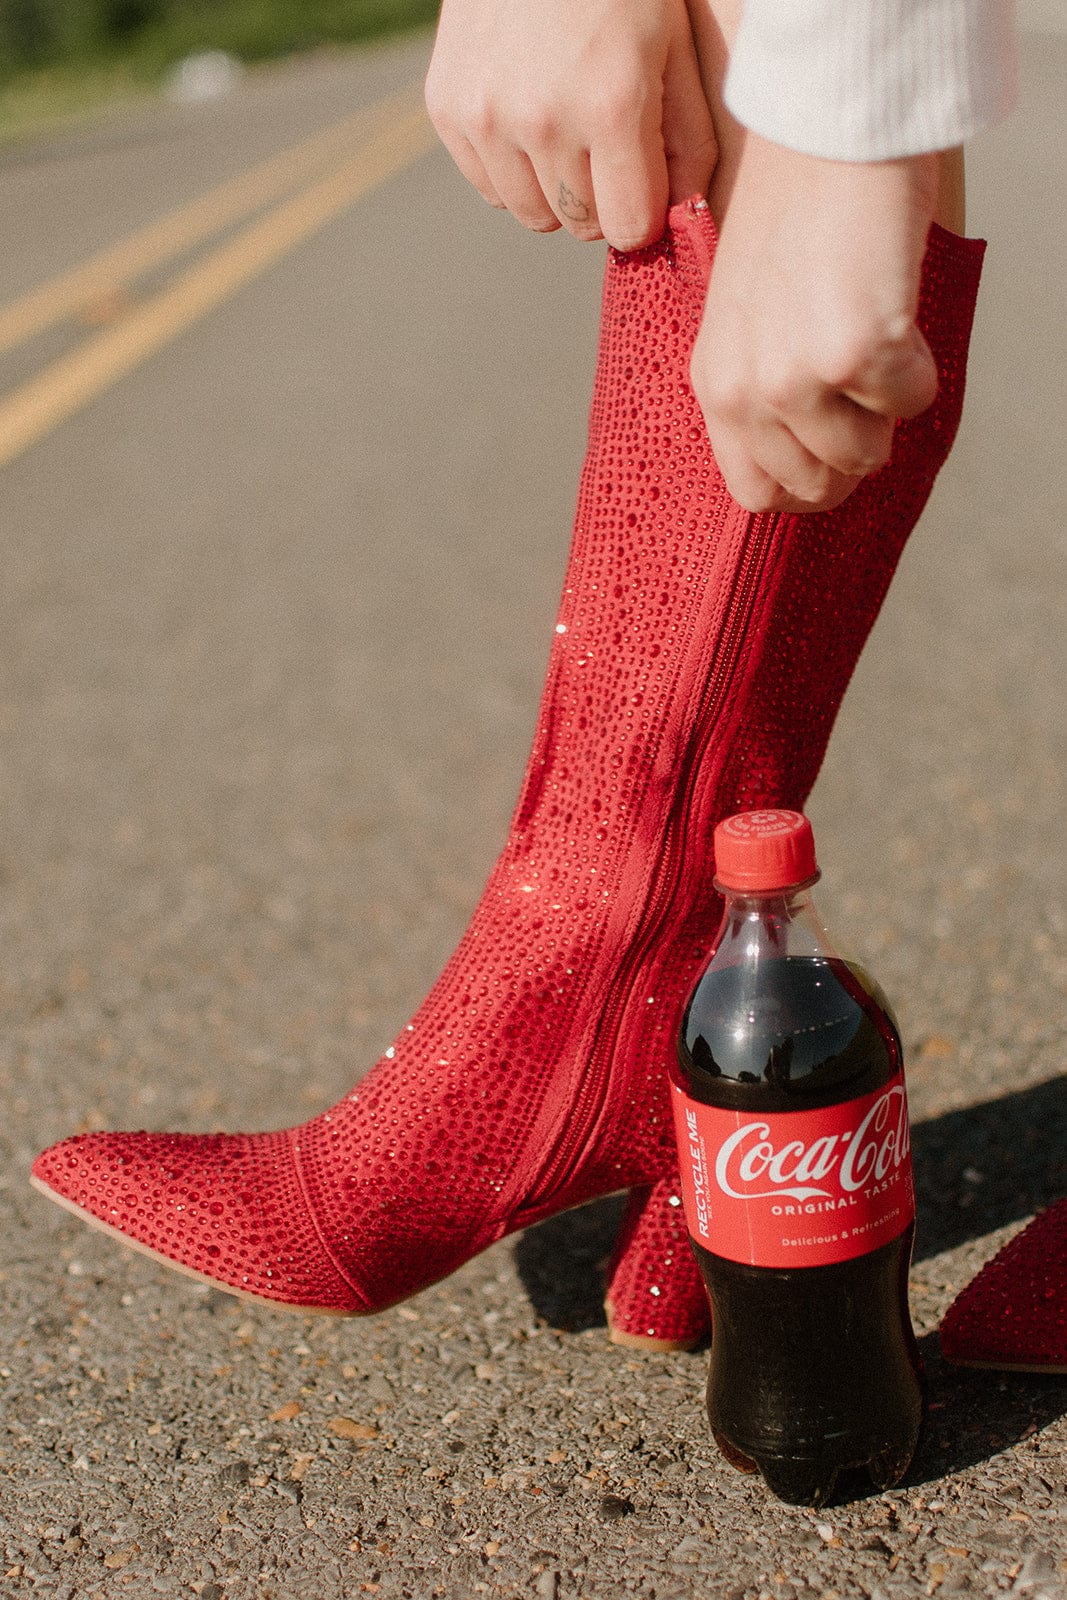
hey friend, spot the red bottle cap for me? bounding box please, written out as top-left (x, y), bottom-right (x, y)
top-left (713, 809), bottom-right (819, 892)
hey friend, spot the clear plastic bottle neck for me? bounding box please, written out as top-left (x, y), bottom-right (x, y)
top-left (710, 878), bottom-right (839, 968)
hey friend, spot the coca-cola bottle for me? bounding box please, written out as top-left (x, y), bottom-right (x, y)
top-left (671, 809), bottom-right (922, 1506)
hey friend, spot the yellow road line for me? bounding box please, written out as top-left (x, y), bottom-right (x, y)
top-left (0, 105), bottom-right (435, 472)
top-left (0, 81), bottom-right (425, 359)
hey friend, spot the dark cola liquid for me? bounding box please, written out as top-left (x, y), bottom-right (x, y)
top-left (678, 955), bottom-right (923, 1507)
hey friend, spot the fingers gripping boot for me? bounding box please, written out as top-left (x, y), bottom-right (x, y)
top-left (32, 207), bottom-right (984, 1344)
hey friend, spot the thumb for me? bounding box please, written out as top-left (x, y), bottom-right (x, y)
top-left (844, 321), bottom-right (939, 420)
top-left (661, 28), bottom-right (718, 205)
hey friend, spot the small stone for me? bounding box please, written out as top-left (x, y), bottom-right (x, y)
top-left (270, 1402), bottom-right (302, 1422)
top-left (102, 1545), bottom-right (139, 1569)
top-left (328, 1418), bottom-right (379, 1441)
top-left (862, 1535), bottom-right (895, 1556)
top-left (1015, 1549), bottom-right (1055, 1587)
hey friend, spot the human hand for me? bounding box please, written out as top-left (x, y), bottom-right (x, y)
top-left (693, 134), bottom-right (942, 514)
top-left (424, 0), bottom-right (717, 252)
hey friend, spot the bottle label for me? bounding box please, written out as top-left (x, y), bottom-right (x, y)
top-left (670, 1071), bottom-right (915, 1268)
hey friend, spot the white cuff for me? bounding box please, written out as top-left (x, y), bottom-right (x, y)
top-left (724, 0), bottom-right (1019, 161)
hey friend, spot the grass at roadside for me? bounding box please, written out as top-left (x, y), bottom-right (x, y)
top-left (0, 0), bottom-right (437, 144)
top-left (0, 60), bottom-right (150, 143)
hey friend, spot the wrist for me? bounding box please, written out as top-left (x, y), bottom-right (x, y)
top-left (741, 132), bottom-right (940, 209)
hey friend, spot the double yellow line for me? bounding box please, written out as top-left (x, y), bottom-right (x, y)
top-left (0, 83), bottom-right (435, 471)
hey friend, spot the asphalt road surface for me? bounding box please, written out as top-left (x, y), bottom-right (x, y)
top-left (1, 23), bottom-right (1064, 1600)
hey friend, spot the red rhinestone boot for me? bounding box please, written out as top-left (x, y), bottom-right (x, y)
top-left (31, 203), bottom-right (984, 1347)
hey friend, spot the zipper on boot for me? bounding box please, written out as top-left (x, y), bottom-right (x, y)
top-left (525, 509), bottom-right (783, 1210)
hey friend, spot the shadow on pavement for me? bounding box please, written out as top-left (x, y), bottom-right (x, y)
top-left (912, 1074), bottom-right (1066, 1261)
top-left (513, 1194), bottom-right (627, 1335)
top-left (907, 1333), bottom-right (1067, 1489)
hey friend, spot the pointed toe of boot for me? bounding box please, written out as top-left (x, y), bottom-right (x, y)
top-left (940, 1202), bottom-right (1067, 1374)
top-left (31, 1129), bottom-right (367, 1314)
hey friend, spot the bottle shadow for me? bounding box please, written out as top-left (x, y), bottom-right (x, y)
top-left (903, 1072), bottom-right (1067, 1478)
top-left (905, 1331), bottom-right (1067, 1488)
top-left (815, 1331), bottom-right (1067, 1507)
top-left (513, 1075), bottom-right (1066, 1477)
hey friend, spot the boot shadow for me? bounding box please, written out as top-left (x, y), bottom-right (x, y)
top-left (513, 1194), bottom-right (627, 1333)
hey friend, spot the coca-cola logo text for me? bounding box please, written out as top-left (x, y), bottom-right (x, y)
top-left (714, 1084), bottom-right (910, 1203)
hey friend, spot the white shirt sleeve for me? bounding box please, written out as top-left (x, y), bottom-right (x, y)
top-left (724, 0), bottom-right (1019, 161)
